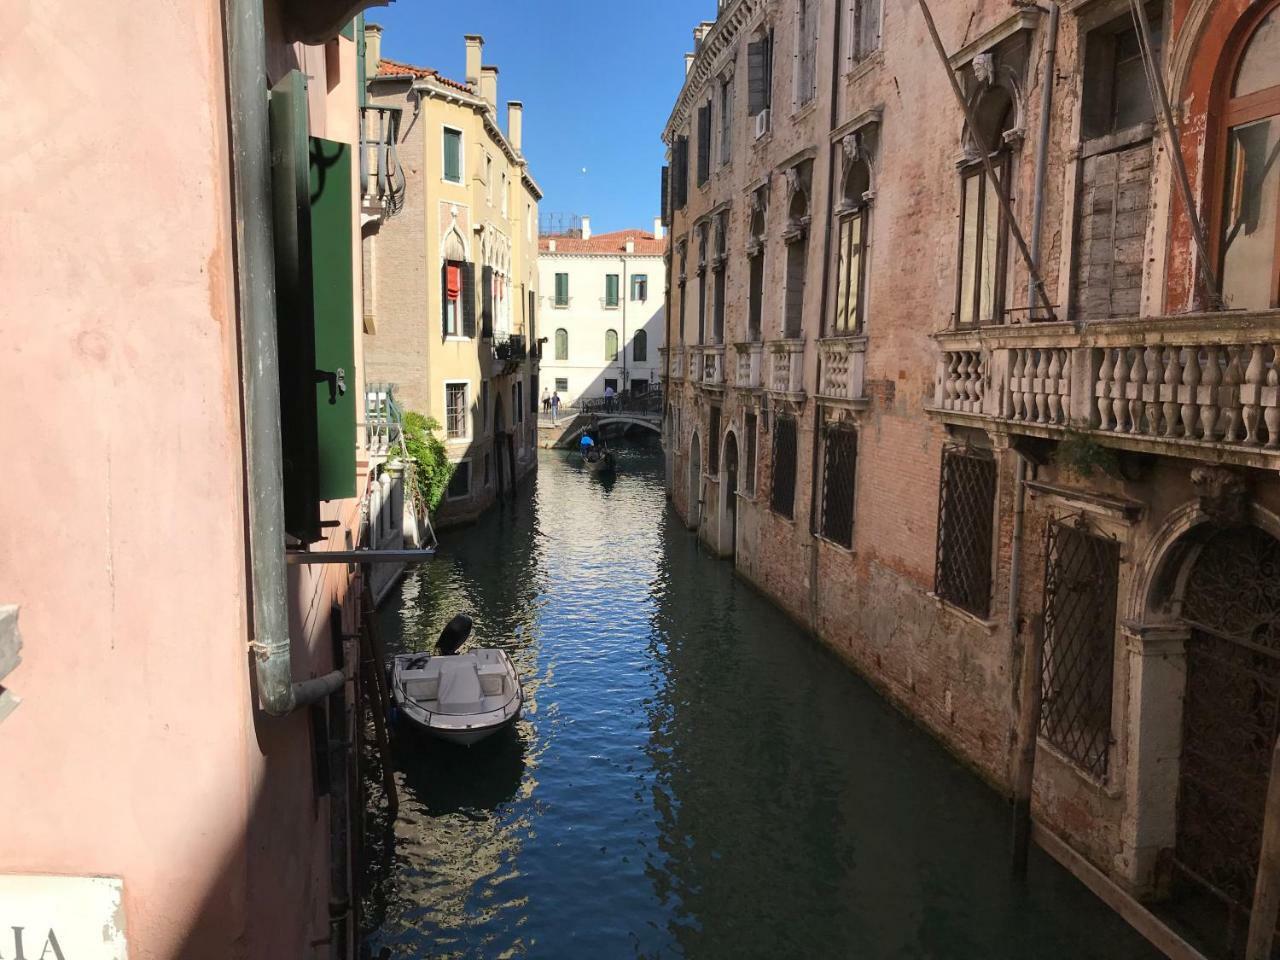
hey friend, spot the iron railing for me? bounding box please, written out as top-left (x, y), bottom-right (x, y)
top-left (934, 446), bottom-right (996, 618)
top-left (364, 382), bottom-right (404, 456)
top-left (770, 415), bottom-right (798, 519)
top-left (494, 334), bottom-right (528, 363)
top-left (360, 105), bottom-right (405, 218)
top-left (821, 425), bottom-right (858, 548)
top-left (1039, 519), bottom-right (1119, 780)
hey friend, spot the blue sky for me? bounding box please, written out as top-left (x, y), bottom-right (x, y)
top-left (369, 0), bottom-right (716, 234)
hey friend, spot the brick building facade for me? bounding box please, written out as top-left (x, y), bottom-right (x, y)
top-left (660, 0), bottom-right (1280, 953)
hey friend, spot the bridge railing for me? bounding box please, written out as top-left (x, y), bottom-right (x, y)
top-left (579, 388), bottom-right (663, 418)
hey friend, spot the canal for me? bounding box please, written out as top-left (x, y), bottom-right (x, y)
top-left (361, 444), bottom-right (1162, 959)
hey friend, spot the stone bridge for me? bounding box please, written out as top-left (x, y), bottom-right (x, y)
top-left (538, 411), bottom-right (662, 449)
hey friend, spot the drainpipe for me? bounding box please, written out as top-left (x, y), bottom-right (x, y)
top-left (225, 0), bottom-right (344, 716)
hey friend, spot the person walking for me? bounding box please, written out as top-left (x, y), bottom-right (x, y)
top-left (541, 387), bottom-right (550, 416)
top-left (603, 383), bottom-right (616, 413)
top-left (551, 390), bottom-right (561, 425)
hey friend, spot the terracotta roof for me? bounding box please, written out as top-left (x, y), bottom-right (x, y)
top-left (374, 57), bottom-right (471, 93)
top-left (539, 229), bottom-right (665, 256)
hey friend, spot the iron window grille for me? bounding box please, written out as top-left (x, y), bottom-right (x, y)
top-left (821, 425), bottom-right (858, 548)
top-left (445, 384), bottom-right (468, 439)
top-left (771, 414), bottom-right (798, 519)
top-left (708, 406), bottom-right (722, 475)
top-left (934, 446), bottom-right (996, 618)
top-left (1039, 518), bottom-right (1120, 780)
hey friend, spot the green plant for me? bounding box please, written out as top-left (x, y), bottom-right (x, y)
top-left (1054, 429), bottom-right (1120, 479)
top-left (400, 412), bottom-right (453, 513)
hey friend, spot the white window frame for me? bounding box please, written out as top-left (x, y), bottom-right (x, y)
top-left (501, 171), bottom-right (509, 217)
top-left (844, 0), bottom-right (883, 70)
top-left (444, 458), bottom-right (473, 501)
top-left (444, 379), bottom-right (471, 443)
top-left (485, 153), bottom-right (494, 204)
top-left (441, 125), bottom-right (464, 185)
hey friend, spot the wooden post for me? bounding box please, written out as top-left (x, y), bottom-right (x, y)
top-left (1245, 738), bottom-right (1280, 959)
top-left (359, 572), bottom-right (398, 818)
top-left (1012, 613), bottom-right (1046, 878)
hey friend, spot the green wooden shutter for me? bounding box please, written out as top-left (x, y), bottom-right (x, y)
top-left (309, 136), bottom-right (356, 502)
top-left (481, 265), bottom-right (495, 338)
top-left (269, 69), bottom-right (321, 542)
top-left (461, 262), bottom-right (477, 337)
top-left (443, 130), bottom-right (461, 182)
top-left (555, 272), bottom-right (568, 305)
top-left (606, 274), bottom-right (619, 306)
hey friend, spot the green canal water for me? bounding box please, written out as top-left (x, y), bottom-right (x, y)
top-left (360, 444), bottom-right (1161, 959)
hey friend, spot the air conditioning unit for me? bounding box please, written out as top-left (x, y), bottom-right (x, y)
top-left (753, 108), bottom-right (771, 140)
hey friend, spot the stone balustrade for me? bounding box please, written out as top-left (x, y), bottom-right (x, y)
top-left (702, 344), bottom-right (726, 389)
top-left (767, 339), bottom-right (806, 398)
top-left (931, 313), bottom-right (1280, 463)
top-left (817, 336), bottom-right (868, 406)
top-left (670, 346), bottom-right (685, 381)
top-left (733, 341), bottom-right (763, 390)
top-left (688, 345), bottom-right (704, 383)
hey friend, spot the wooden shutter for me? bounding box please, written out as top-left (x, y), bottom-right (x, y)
top-left (697, 105), bottom-right (711, 185)
top-left (270, 69), bottom-right (321, 542)
top-left (461, 262), bottom-right (477, 337)
top-left (555, 272), bottom-right (568, 304)
top-left (481, 265), bottom-right (495, 338)
top-left (660, 165), bottom-right (670, 226)
top-left (309, 136), bottom-right (356, 503)
top-left (606, 274), bottom-right (619, 305)
top-left (443, 130), bottom-right (460, 182)
top-left (674, 136), bottom-right (690, 208)
top-left (748, 40), bottom-right (767, 116)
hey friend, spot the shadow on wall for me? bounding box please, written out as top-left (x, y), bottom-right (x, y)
top-left (545, 302), bottom-right (665, 405)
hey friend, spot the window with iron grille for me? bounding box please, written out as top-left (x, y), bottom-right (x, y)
top-left (934, 446), bottom-right (996, 617)
top-left (1040, 520), bottom-right (1120, 780)
top-left (445, 382), bottom-right (468, 439)
top-left (708, 406), bottom-right (721, 475)
top-left (744, 412), bottom-right (758, 494)
top-left (821, 426), bottom-right (858, 548)
top-left (771, 415), bottom-right (798, 518)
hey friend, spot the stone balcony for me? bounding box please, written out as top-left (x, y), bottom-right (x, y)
top-left (700, 343), bottom-right (726, 391)
top-left (930, 312), bottom-right (1280, 469)
top-left (766, 338), bottom-right (806, 401)
top-left (732, 341), bottom-right (764, 391)
top-left (667, 346), bottom-right (685, 381)
top-left (687, 345), bottom-right (704, 384)
top-left (816, 335), bottom-right (869, 409)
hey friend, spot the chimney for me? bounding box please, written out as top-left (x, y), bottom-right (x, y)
top-left (480, 65), bottom-right (499, 113)
top-left (581, 216), bottom-right (591, 240)
top-left (653, 217), bottom-right (664, 241)
top-left (507, 101), bottom-right (524, 153)
top-left (684, 53), bottom-right (695, 75)
top-left (626, 238), bottom-right (635, 254)
top-left (364, 23), bottom-right (382, 80)
top-left (464, 34), bottom-right (483, 88)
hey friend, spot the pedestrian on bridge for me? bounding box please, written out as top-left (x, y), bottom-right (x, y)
top-left (603, 383), bottom-right (616, 413)
top-left (541, 387), bottom-right (550, 415)
top-left (551, 390), bottom-right (561, 425)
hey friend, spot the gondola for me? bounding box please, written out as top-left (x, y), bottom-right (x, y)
top-left (582, 444), bottom-right (616, 475)
top-left (389, 615), bottom-right (523, 746)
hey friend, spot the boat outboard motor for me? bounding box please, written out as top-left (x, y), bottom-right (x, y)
top-left (437, 614), bottom-right (474, 655)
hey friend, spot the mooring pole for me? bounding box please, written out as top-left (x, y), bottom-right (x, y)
top-left (1246, 740), bottom-right (1280, 958)
top-left (1011, 613), bottom-right (1046, 878)
top-left (916, 0), bottom-right (1056, 321)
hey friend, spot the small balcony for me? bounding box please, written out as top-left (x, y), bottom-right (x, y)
top-left (701, 344), bottom-right (726, 391)
top-left (816, 336), bottom-right (869, 408)
top-left (930, 312), bottom-right (1280, 469)
top-left (360, 105), bottom-right (405, 223)
top-left (490, 334), bottom-right (527, 376)
top-left (668, 346), bottom-right (685, 381)
top-left (363, 382), bottom-right (403, 457)
top-left (688, 345), bottom-right (705, 383)
top-left (733, 341), bottom-right (764, 391)
top-left (766, 339), bottom-right (806, 400)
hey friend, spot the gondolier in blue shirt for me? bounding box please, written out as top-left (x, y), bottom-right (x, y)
top-left (580, 434), bottom-right (595, 452)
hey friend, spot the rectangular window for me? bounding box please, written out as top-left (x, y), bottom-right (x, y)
top-left (708, 406), bottom-right (721, 474)
top-left (442, 127), bottom-right (463, 183)
top-left (850, 0), bottom-right (882, 63)
top-left (1040, 521), bottom-right (1120, 780)
top-left (719, 77), bottom-right (734, 165)
top-left (697, 103), bottom-right (712, 186)
top-left (554, 272), bottom-right (569, 306)
top-left (443, 262), bottom-right (462, 336)
top-left (955, 162), bottom-right (1010, 326)
top-left (934, 446), bottom-right (997, 618)
top-left (698, 268), bottom-right (708, 344)
top-left (555, 377), bottom-right (569, 392)
top-left (748, 252), bottom-right (764, 340)
top-left (833, 211), bottom-right (866, 333)
top-left (820, 426), bottom-right (858, 548)
top-left (744, 412), bottom-right (758, 494)
top-left (501, 172), bottom-right (509, 217)
top-left (445, 382), bottom-right (469, 440)
top-left (747, 32), bottom-right (773, 117)
top-left (605, 274), bottom-right (620, 307)
top-left (1081, 9), bottom-right (1160, 140)
top-left (770, 415), bottom-right (798, 518)
top-left (445, 460), bottom-right (471, 500)
top-left (713, 263), bottom-right (726, 343)
top-left (784, 239), bottom-right (806, 338)
top-left (604, 378), bottom-right (618, 393)
top-left (796, 0), bottom-right (818, 107)
top-left (674, 135), bottom-right (690, 208)
top-left (631, 274), bottom-right (648, 301)
top-left (485, 154), bottom-right (494, 203)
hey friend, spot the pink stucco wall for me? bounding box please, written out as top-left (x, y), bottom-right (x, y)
top-left (0, 3), bottom-right (365, 958)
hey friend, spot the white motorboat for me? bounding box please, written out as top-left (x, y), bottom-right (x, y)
top-left (389, 615), bottom-right (523, 746)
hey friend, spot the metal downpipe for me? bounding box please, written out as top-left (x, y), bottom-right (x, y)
top-left (225, 0), bottom-right (343, 717)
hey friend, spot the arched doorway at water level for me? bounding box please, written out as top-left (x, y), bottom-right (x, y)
top-left (720, 430), bottom-right (739, 558)
top-left (687, 432), bottom-right (701, 530)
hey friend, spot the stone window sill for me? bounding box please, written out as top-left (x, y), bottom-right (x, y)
top-left (926, 592), bottom-right (1000, 632)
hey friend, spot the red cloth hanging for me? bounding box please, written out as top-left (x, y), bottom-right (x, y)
top-left (445, 264), bottom-right (461, 300)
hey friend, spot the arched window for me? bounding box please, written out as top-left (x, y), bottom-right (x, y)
top-left (555, 328), bottom-right (568, 361)
top-left (834, 155), bottom-right (871, 334)
top-left (956, 84), bottom-right (1016, 326)
top-left (633, 329), bottom-right (648, 362)
top-left (605, 329), bottom-right (619, 361)
top-left (1217, 4), bottom-right (1280, 310)
top-left (748, 199), bottom-right (766, 342)
top-left (784, 183), bottom-right (810, 339)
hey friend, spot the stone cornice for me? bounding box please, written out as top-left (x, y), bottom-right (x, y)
top-left (663, 0), bottom-right (762, 144)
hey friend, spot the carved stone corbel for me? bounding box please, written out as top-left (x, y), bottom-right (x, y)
top-left (1191, 466), bottom-right (1250, 526)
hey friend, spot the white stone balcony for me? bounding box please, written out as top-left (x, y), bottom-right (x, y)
top-left (931, 313), bottom-right (1280, 469)
top-left (669, 346), bottom-right (685, 381)
top-left (687, 345), bottom-right (704, 384)
top-left (766, 339), bottom-right (806, 400)
top-left (816, 336), bottom-right (868, 408)
top-left (733, 341), bottom-right (764, 390)
top-left (701, 344), bottom-right (725, 390)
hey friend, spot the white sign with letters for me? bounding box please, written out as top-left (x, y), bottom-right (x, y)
top-left (0, 874), bottom-right (126, 959)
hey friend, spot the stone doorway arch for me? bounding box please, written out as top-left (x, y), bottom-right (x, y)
top-left (687, 432), bottom-right (701, 530)
top-left (720, 430), bottom-right (739, 558)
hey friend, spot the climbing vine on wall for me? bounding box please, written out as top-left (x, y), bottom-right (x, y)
top-left (401, 412), bottom-right (453, 513)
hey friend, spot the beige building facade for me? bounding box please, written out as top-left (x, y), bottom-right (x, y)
top-left (661, 0), bottom-right (1280, 955)
top-left (363, 30), bottom-right (542, 528)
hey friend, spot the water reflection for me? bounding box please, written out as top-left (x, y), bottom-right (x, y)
top-left (361, 446), bottom-right (1161, 960)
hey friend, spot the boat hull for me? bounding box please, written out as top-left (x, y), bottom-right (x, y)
top-left (390, 649), bottom-right (523, 747)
